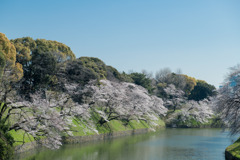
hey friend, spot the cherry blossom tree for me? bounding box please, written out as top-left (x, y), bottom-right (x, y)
top-left (166, 99), bottom-right (214, 127)
top-left (81, 80), bottom-right (168, 128)
top-left (1, 84), bottom-right (91, 149)
top-left (217, 64), bottom-right (240, 135)
top-left (163, 84), bottom-right (185, 112)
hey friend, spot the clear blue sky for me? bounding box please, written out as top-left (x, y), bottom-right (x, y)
top-left (1, 0), bottom-right (240, 87)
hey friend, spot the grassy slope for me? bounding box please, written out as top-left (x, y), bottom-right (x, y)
top-left (226, 138), bottom-right (240, 159)
top-left (6, 98), bottom-right (165, 146)
top-left (69, 107), bottom-right (165, 137)
top-left (10, 115), bottom-right (165, 146)
top-left (9, 130), bottom-right (34, 146)
top-left (71, 116), bottom-right (165, 137)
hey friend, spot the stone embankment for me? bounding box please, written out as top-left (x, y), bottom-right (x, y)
top-left (15, 128), bottom-right (155, 154)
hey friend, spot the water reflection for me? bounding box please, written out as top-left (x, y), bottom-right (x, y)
top-left (17, 128), bottom-right (239, 160)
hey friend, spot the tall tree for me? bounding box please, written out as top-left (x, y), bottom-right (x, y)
top-left (182, 75), bottom-right (197, 95)
top-left (82, 80), bottom-right (167, 127)
top-left (11, 37), bottom-right (75, 64)
top-left (11, 37), bottom-right (76, 93)
top-left (163, 84), bottom-right (185, 111)
top-left (188, 80), bottom-right (216, 101)
top-left (79, 57), bottom-right (107, 80)
top-left (0, 33), bottom-right (23, 81)
top-left (0, 33), bottom-right (24, 159)
top-left (217, 64), bottom-right (240, 135)
top-left (130, 72), bottom-right (154, 94)
top-left (0, 52), bottom-right (6, 78)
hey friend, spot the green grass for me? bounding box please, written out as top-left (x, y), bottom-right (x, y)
top-left (71, 118), bottom-right (96, 136)
top-left (128, 120), bottom-right (149, 129)
top-left (70, 113), bottom-right (165, 137)
top-left (0, 102), bottom-right (33, 146)
top-left (226, 138), bottom-right (240, 159)
top-left (9, 130), bottom-right (34, 146)
top-left (10, 116), bottom-right (164, 147)
top-left (107, 120), bottom-right (129, 131)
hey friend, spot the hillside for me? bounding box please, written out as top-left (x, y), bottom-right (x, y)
top-left (0, 33), bottom-right (219, 159)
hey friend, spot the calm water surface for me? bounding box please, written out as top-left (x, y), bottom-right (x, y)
top-left (18, 128), bottom-right (239, 160)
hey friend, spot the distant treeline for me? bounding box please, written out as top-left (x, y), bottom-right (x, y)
top-left (1, 34), bottom-right (216, 100)
top-left (0, 33), bottom-right (216, 159)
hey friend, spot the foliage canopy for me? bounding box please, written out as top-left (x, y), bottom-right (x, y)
top-left (188, 80), bottom-right (216, 101)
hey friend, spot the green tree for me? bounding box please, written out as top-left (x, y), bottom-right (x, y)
top-left (106, 65), bottom-right (122, 82)
top-left (130, 72), bottom-right (154, 94)
top-left (0, 52), bottom-right (6, 78)
top-left (11, 37), bottom-right (76, 93)
top-left (11, 37), bottom-right (35, 66)
top-left (61, 58), bottom-right (98, 85)
top-left (119, 71), bottom-right (133, 83)
top-left (0, 33), bottom-right (20, 159)
top-left (34, 39), bottom-right (75, 61)
top-left (182, 75), bottom-right (197, 95)
top-left (188, 80), bottom-right (216, 101)
top-left (31, 52), bottom-right (58, 88)
top-left (11, 37), bottom-right (75, 64)
top-left (79, 57), bottom-right (107, 80)
top-left (0, 33), bottom-right (23, 81)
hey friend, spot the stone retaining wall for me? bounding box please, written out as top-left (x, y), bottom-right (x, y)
top-left (15, 128), bottom-right (152, 154)
top-left (63, 128), bottom-right (150, 144)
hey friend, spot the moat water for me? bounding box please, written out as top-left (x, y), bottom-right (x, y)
top-left (18, 128), bottom-right (239, 160)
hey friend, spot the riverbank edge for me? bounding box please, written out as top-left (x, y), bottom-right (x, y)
top-left (225, 151), bottom-right (240, 160)
top-left (14, 123), bottom-right (220, 154)
top-left (225, 138), bottom-right (240, 160)
top-left (14, 126), bottom-right (163, 154)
